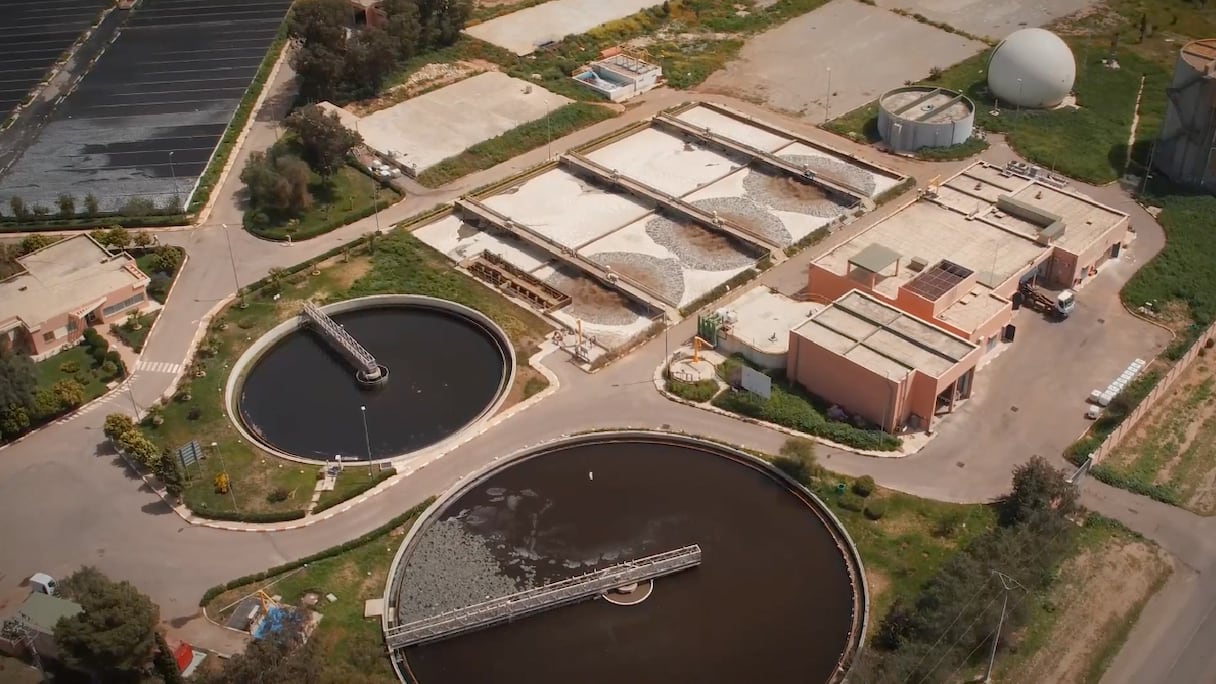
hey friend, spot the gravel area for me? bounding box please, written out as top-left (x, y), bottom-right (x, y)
top-left (545, 265), bottom-right (648, 326)
top-left (689, 196), bottom-right (793, 247)
top-left (396, 517), bottom-right (535, 623)
top-left (645, 215), bottom-right (758, 271)
top-left (742, 169), bottom-right (849, 218)
top-left (777, 154), bottom-right (877, 197)
top-left (588, 251), bottom-right (685, 305)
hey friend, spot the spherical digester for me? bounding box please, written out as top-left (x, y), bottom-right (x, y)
top-left (987, 28), bottom-right (1076, 108)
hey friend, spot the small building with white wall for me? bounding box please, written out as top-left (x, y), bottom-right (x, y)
top-left (709, 287), bottom-right (820, 370)
top-left (573, 50), bottom-right (662, 102)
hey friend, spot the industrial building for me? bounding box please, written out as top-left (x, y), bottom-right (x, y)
top-left (788, 290), bottom-right (980, 433)
top-left (877, 86), bottom-right (975, 153)
top-left (806, 161), bottom-right (1128, 350)
top-left (573, 49), bottom-right (663, 102)
top-left (0, 235), bottom-right (150, 360)
top-left (1155, 38), bottom-right (1216, 191)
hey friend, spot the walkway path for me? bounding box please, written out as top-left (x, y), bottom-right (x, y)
top-left (0, 70), bottom-right (1206, 682)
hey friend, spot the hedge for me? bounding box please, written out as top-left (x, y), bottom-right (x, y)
top-left (873, 177), bottom-right (916, 207)
top-left (188, 25), bottom-right (289, 214)
top-left (783, 226), bottom-right (830, 257)
top-left (311, 467), bottom-right (397, 514)
top-left (0, 213), bottom-right (190, 232)
top-left (199, 497), bottom-right (436, 606)
top-left (198, 508), bottom-right (307, 523)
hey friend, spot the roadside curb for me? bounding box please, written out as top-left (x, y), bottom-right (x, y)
top-left (650, 354), bottom-right (922, 459)
top-left (136, 342), bottom-right (563, 532)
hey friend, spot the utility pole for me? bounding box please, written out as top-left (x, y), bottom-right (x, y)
top-left (361, 405), bottom-right (374, 477)
top-left (221, 223), bottom-right (243, 305)
top-left (984, 570), bottom-right (1026, 684)
top-left (824, 67), bottom-right (833, 124)
top-left (2, 618), bottom-right (49, 683)
top-left (168, 150), bottom-right (178, 203)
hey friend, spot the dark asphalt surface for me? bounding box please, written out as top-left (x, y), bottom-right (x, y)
top-left (0, 0), bottom-right (109, 116)
top-left (0, 0), bottom-right (291, 212)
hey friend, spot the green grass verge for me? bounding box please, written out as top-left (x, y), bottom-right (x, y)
top-left (1123, 193), bottom-right (1216, 331)
top-left (313, 467), bottom-right (397, 514)
top-left (711, 356), bottom-right (901, 451)
top-left (416, 103), bottom-right (617, 187)
top-left (665, 376), bottom-right (720, 402)
top-left (36, 345), bottom-right (121, 405)
top-left (826, 47), bottom-right (1169, 184)
top-left (246, 165), bottom-right (400, 241)
top-left (111, 311), bottom-right (159, 353)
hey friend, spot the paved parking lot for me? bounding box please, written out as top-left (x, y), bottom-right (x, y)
top-left (700, 0), bottom-right (984, 122)
top-left (873, 0), bottom-right (1097, 40)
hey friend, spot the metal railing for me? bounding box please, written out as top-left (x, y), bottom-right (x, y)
top-left (386, 544), bottom-right (702, 649)
top-left (300, 302), bottom-right (380, 378)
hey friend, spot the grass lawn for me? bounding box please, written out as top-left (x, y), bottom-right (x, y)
top-left (1100, 358), bottom-right (1216, 514)
top-left (111, 310), bottom-right (159, 352)
top-left (416, 103), bottom-right (618, 187)
top-left (246, 166), bottom-right (400, 241)
top-left (204, 507), bottom-right (428, 684)
top-left (144, 228), bottom-right (550, 520)
top-left (36, 345), bottom-right (121, 405)
top-left (1122, 193), bottom-right (1216, 335)
top-left (314, 467), bottom-right (398, 513)
top-left (826, 46), bottom-right (1166, 183)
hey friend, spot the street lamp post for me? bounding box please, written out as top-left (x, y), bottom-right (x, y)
top-left (360, 405), bottom-right (373, 477)
top-left (824, 67), bottom-right (833, 124)
top-left (221, 223), bottom-right (242, 305)
top-left (168, 151), bottom-right (178, 203)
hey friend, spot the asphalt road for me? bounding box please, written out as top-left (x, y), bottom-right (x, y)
top-left (0, 56), bottom-right (1210, 682)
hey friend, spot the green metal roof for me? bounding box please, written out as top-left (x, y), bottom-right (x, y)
top-left (849, 243), bottom-right (902, 274)
top-left (18, 592), bottom-right (81, 634)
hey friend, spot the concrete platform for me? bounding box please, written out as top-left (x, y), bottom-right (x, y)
top-left (585, 127), bottom-right (743, 198)
top-left (465, 0), bottom-right (662, 55)
top-left (674, 105), bottom-right (795, 154)
top-left (342, 72), bottom-right (569, 173)
top-left (412, 214), bottom-right (552, 271)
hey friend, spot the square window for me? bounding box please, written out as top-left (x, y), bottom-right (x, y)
top-left (43, 331), bottom-right (55, 342)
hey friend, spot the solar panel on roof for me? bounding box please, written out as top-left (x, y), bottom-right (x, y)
top-left (905, 260), bottom-right (974, 301)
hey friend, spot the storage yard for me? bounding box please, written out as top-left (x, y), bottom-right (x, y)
top-left (0, 0), bottom-right (293, 212)
top-left (413, 103), bottom-right (905, 357)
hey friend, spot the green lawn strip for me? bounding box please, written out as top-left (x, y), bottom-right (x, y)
top-left (36, 345), bottom-right (120, 404)
top-left (710, 355), bottom-right (901, 451)
top-left (1122, 194), bottom-right (1216, 333)
top-left (203, 502), bottom-right (433, 683)
top-left (246, 165), bottom-right (401, 241)
top-left (416, 103), bottom-right (617, 187)
top-left (665, 375), bottom-right (721, 402)
top-left (111, 310), bottom-right (159, 352)
top-left (314, 467), bottom-right (398, 514)
top-left (826, 47), bottom-right (1167, 183)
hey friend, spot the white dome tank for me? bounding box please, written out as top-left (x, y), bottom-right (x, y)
top-left (987, 28), bottom-right (1076, 108)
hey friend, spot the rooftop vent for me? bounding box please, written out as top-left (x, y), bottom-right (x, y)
top-left (908, 257), bottom-right (929, 272)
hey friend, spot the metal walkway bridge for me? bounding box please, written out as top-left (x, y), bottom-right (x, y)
top-left (300, 302), bottom-right (384, 383)
top-left (386, 544), bottom-right (702, 649)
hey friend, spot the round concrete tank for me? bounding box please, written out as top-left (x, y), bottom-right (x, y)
top-left (1155, 38), bottom-right (1216, 191)
top-left (987, 28), bottom-right (1075, 108)
top-left (877, 86), bottom-right (975, 153)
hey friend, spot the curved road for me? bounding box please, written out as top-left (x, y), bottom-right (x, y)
top-left (0, 71), bottom-right (1210, 683)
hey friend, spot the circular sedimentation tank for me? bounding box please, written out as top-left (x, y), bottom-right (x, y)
top-left (383, 432), bottom-right (867, 684)
top-left (227, 295), bottom-right (515, 463)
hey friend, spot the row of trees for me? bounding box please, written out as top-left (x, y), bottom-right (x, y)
top-left (289, 0), bottom-right (471, 103)
top-left (104, 413), bottom-right (184, 496)
top-left (849, 457), bottom-right (1082, 683)
top-left (2, 194), bottom-right (184, 220)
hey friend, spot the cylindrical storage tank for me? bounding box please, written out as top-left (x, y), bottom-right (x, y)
top-left (987, 28), bottom-right (1076, 108)
top-left (877, 86), bottom-right (975, 153)
top-left (1155, 38), bottom-right (1216, 191)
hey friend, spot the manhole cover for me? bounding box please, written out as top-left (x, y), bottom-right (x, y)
top-left (956, 461), bottom-right (965, 468)
top-left (1097, 318), bottom-right (1106, 324)
top-left (1010, 406), bottom-right (1020, 412)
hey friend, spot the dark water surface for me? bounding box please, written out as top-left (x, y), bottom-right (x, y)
top-left (239, 306), bottom-right (510, 461)
top-left (402, 438), bottom-right (857, 684)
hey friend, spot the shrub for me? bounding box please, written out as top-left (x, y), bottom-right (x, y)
top-left (665, 376), bottom-right (719, 402)
top-left (266, 487), bottom-right (290, 504)
top-left (51, 379), bottom-right (86, 409)
top-left (838, 492), bottom-right (865, 512)
top-left (853, 475), bottom-right (876, 497)
top-left (59, 360), bottom-right (80, 374)
top-left (90, 346), bottom-right (108, 366)
top-left (772, 455), bottom-right (814, 486)
top-left (187, 407), bottom-right (202, 421)
top-left (864, 499), bottom-right (888, 520)
top-left (214, 472), bottom-right (230, 494)
top-left (32, 390), bottom-right (63, 419)
top-left (99, 360), bottom-right (117, 377)
top-left (74, 371), bottom-right (92, 386)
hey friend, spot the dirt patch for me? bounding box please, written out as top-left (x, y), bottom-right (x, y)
top-left (349, 60), bottom-right (498, 116)
top-left (751, 171), bottom-right (829, 202)
top-left (502, 364), bottom-right (545, 410)
top-left (546, 264), bottom-right (647, 326)
top-left (1004, 540), bottom-right (1171, 684)
top-left (865, 569), bottom-right (892, 613)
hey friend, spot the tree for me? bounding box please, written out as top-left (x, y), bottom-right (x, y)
top-left (998, 455), bottom-right (1079, 530)
top-left (92, 226), bottom-right (132, 250)
top-left (52, 379), bottom-right (86, 409)
top-left (53, 567), bottom-right (159, 681)
top-left (286, 0), bottom-right (351, 51)
top-left (148, 245), bottom-right (184, 275)
top-left (286, 105), bottom-right (363, 177)
top-left (292, 42), bottom-right (347, 103)
top-left (18, 233), bottom-right (54, 256)
top-left (83, 193), bottom-right (100, 217)
top-left (194, 610), bottom-right (323, 684)
top-left (104, 413), bottom-right (136, 441)
top-left (153, 632), bottom-right (185, 684)
top-left (0, 344), bottom-right (37, 412)
top-left (381, 0), bottom-right (422, 59)
top-left (154, 452), bottom-right (185, 498)
top-left (8, 196), bottom-right (29, 220)
top-left (0, 404), bottom-right (30, 438)
top-left (415, 0), bottom-right (472, 49)
top-left (344, 27), bottom-right (398, 98)
top-left (133, 231), bottom-right (155, 248)
top-left (241, 152), bottom-right (314, 219)
top-left (57, 194), bottom-right (77, 218)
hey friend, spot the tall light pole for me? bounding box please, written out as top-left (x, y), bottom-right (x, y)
top-left (983, 571), bottom-right (1026, 683)
top-left (824, 67), bottom-right (833, 123)
top-left (168, 151), bottom-right (178, 203)
top-left (360, 405), bottom-right (373, 477)
top-left (221, 223), bottom-right (242, 305)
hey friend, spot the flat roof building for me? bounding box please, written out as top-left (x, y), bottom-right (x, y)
top-left (788, 290), bottom-right (981, 433)
top-left (807, 161), bottom-right (1128, 348)
top-left (0, 592), bottom-right (82, 660)
top-left (0, 235), bottom-right (150, 360)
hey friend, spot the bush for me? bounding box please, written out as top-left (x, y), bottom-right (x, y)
top-left (266, 487), bottom-right (290, 504)
top-left (853, 475), bottom-right (876, 497)
top-left (772, 455), bottom-right (814, 486)
top-left (200, 509), bottom-right (307, 523)
top-left (74, 371), bottom-right (92, 386)
top-left (665, 376), bottom-right (719, 402)
top-left (838, 492), bottom-right (865, 512)
top-left (51, 379), bottom-right (86, 409)
top-left (59, 360), bottom-right (80, 374)
top-left (864, 499), bottom-right (888, 520)
top-left (99, 360), bottom-right (117, 377)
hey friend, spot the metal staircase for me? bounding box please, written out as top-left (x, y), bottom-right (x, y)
top-left (300, 302), bottom-right (383, 382)
top-left (386, 544), bottom-right (702, 649)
